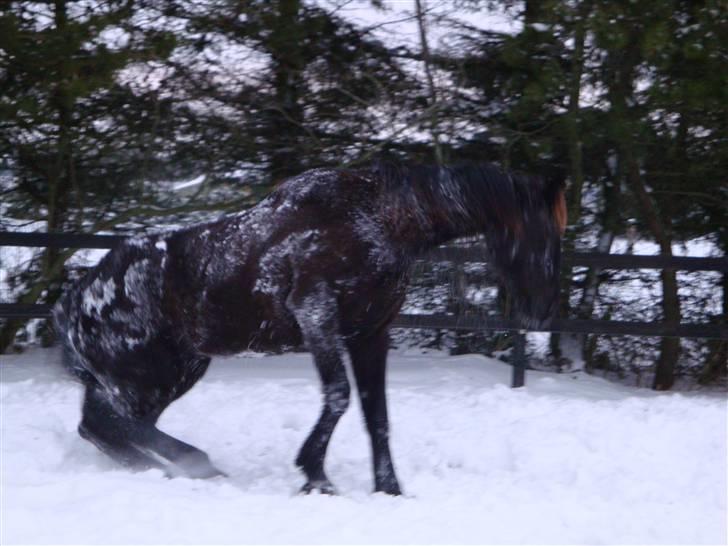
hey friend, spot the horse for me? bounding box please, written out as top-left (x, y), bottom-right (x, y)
top-left (53, 161), bottom-right (566, 495)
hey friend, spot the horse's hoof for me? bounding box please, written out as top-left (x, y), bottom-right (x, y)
top-left (377, 488), bottom-right (402, 496)
top-left (300, 480), bottom-right (337, 495)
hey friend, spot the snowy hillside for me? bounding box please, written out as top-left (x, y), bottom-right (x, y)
top-left (1, 348), bottom-right (726, 544)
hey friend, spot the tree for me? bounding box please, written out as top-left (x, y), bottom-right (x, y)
top-left (0, 0), bottom-right (252, 351)
top-left (434, 0), bottom-right (725, 387)
top-left (178, 0), bottom-right (416, 180)
top-left (0, 0), bottom-right (418, 351)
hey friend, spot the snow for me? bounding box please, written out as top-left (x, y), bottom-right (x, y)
top-left (1, 348), bottom-right (725, 544)
top-left (331, 1), bottom-right (521, 50)
top-left (81, 276), bottom-right (117, 317)
top-left (172, 175), bottom-right (206, 192)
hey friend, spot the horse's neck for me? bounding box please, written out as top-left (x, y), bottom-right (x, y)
top-left (382, 175), bottom-right (479, 255)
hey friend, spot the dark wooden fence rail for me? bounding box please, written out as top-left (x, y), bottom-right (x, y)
top-left (2, 231), bottom-right (727, 272)
top-left (0, 231), bottom-right (126, 249)
top-left (2, 231), bottom-right (727, 386)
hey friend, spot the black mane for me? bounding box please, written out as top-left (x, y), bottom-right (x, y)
top-left (369, 161), bottom-right (550, 248)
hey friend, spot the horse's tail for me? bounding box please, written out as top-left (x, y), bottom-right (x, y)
top-left (52, 296), bottom-right (97, 386)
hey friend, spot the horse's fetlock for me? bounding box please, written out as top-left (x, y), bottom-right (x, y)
top-left (295, 449), bottom-right (326, 483)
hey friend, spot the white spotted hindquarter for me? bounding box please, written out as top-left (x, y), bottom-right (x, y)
top-left (64, 239), bottom-right (167, 359)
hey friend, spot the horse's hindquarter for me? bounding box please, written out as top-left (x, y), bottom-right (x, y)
top-left (164, 216), bottom-right (275, 355)
top-left (59, 236), bottom-right (186, 390)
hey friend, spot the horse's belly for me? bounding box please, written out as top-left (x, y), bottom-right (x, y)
top-left (192, 294), bottom-right (302, 355)
top-left (196, 322), bottom-right (302, 355)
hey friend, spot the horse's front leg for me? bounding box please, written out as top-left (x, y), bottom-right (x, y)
top-left (288, 282), bottom-right (350, 495)
top-left (347, 331), bottom-right (402, 495)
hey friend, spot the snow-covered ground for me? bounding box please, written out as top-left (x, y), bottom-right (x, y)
top-left (1, 348), bottom-right (726, 545)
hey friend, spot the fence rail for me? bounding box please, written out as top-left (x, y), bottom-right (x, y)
top-left (3, 304), bottom-right (724, 341)
top-left (3, 231), bottom-right (727, 272)
top-left (426, 246), bottom-right (728, 272)
top-left (2, 231), bottom-right (726, 386)
top-left (0, 231), bottom-right (126, 249)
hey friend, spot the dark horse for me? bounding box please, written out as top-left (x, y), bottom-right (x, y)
top-left (54, 162), bottom-right (566, 494)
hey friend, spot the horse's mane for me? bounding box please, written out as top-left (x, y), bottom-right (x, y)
top-left (370, 160), bottom-right (554, 235)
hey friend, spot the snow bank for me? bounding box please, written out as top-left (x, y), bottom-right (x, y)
top-left (1, 349), bottom-right (725, 544)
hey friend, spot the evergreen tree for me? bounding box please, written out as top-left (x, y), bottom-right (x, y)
top-left (0, 0), bottom-right (250, 350)
top-left (175, 0), bottom-right (415, 181)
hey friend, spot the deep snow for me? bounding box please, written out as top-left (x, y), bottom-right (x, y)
top-left (1, 348), bottom-right (726, 545)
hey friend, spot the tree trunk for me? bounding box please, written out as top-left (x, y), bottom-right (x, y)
top-left (602, 21), bottom-right (681, 390)
top-left (0, 282), bottom-right (48, 353)
top-left (1, 0), bottom-right (77, 352)
top-left (624, 154), bottom-right (681, 390)
top-left (0, 249), bottom-right (70, 352)
top-left (549, 1), bottom-right (588, 366)
top-left (414, 0), bottom-right (443, 164)
top-left (580, 174), bottom-right (620, 371)
top-left (266, 0), bottom-right (306, 180)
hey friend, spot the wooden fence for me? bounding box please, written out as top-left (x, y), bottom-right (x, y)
top-left (1, 231), bottom-right (726, 387)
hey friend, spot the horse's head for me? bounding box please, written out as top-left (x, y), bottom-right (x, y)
top-left (485, 175), bottom-right (567, 330)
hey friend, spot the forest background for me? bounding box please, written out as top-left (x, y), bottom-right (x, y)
top-left (1, 0), bottom-right (725, 389)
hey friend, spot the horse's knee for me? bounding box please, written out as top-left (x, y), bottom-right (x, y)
top-left (325, 379), bottom-right (350, 417)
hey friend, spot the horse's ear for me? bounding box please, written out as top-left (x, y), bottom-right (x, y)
top-left (544, 176), bottom-right (567, 235)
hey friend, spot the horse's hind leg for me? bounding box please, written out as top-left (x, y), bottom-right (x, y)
top-left (130, 354), bottom-right (225, 479)
top-left (288, 282), bottom-right (351, 494)
top-left (80, 355), bottom-right (223, 479)
top-left (79, 384), bottom-right (164, 472)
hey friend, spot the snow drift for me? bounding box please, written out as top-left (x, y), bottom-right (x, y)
top-left (1, 348), bottom-right (725, 544)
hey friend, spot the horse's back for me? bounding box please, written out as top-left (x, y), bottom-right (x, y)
top-left (182, 167), bottom-right (404, 351)
top-left (58, 166), bottom-right (402, 361)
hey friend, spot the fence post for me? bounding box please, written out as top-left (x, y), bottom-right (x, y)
top-left (511, 330), bottom-right (526, 388)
